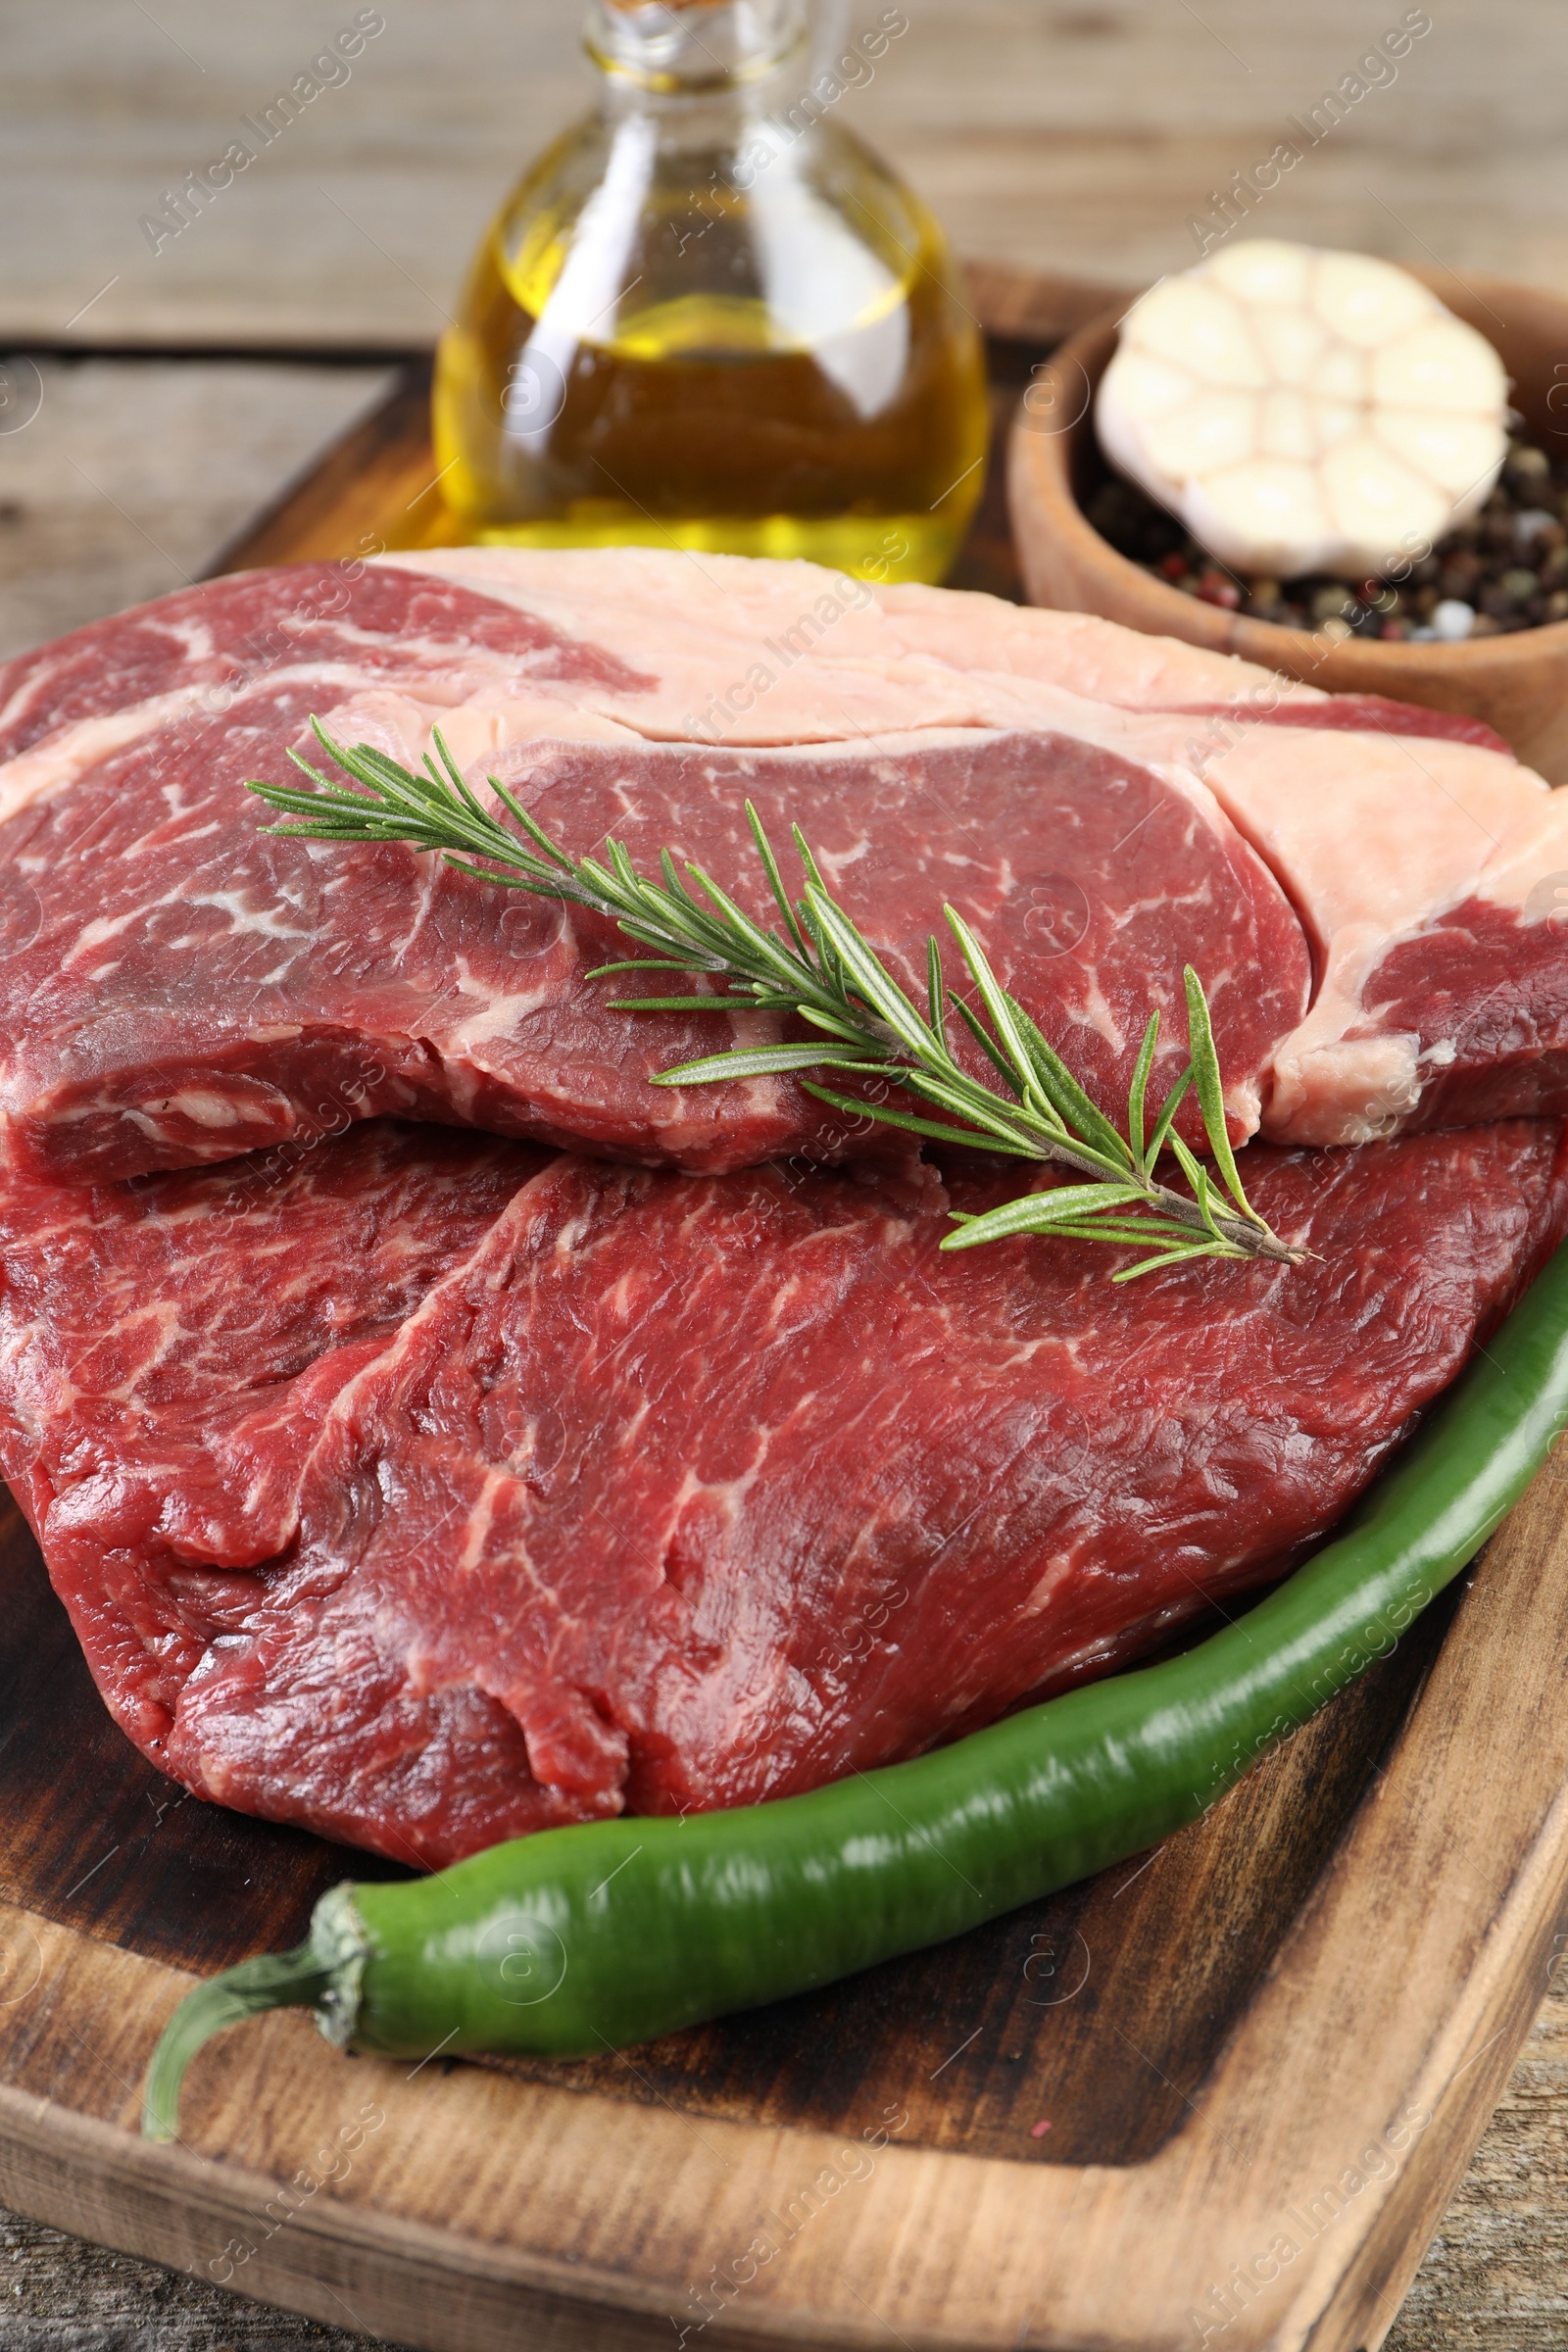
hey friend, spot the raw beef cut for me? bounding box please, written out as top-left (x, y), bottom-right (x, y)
top-left (0, 562), bottom-right (1308, 1183)
top-left (407, 549), bottom-right (1568, 1149)
top-left (0, 1114), bottom-right (1560, 1867)
top-left (3, 546), bottom-right (1564, 1178)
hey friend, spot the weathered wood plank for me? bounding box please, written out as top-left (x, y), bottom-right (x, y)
top-left (0, 357), bottom-right (393, 662)
top-left (4, 1), bottom-right (1568, 350)
top-left (10, 1971), bottom-right (1567, 2352)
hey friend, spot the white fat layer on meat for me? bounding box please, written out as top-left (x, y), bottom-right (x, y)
top-left (441, 956), bottom-right (563, 1053)
top-left (0, 659), bottom-right (521, 831)
top-left (124, 1091), bottom-right (259, 1135)
top-left (159, 616), bottom-right (217, 664)
top-left (66, 908), bottom-right (147, 958)
top-left (172, 892), bottom-right (316, 945)
top-left (384, 547), bottom-right (1327, 731)
top-left (1069, 972), bottom-right (1125, 1056)
top-left (0, 690), bottom-right (221, 828)
top-left (458, 1465), bottom-right (510, 1574)
top-left (1180, 722), bottom-right (1560, 1142)
top-left (64, 883), bottom-right (311, 974)
top-left (425, 693), bottom-right (646, 768)
top-left (979, 689), bottom-right (1566, 1143)
top-left (1463, 790), bottom-right (1568, 918)
top-left (95, 1300), bottom-right (187, 1403)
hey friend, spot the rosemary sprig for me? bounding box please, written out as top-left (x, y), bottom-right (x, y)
top-left (246, 723), bottom-right (1303, 1281)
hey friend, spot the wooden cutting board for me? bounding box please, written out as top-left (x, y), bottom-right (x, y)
top-left (4, 266), bottom-right (1568, 2352)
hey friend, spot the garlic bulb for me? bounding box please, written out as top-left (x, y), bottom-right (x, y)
top-left (1096, 240), bottom-right (1509, 581)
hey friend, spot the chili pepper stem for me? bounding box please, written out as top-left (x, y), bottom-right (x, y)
top-left (142, 1944), bottom-right (335, 2143)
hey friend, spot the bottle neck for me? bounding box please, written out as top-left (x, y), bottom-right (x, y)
top-left (583, 0), bottom-right (810, 95)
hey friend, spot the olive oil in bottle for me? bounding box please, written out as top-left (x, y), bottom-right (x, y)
top-left (432, 0), bottom-right (989, 582)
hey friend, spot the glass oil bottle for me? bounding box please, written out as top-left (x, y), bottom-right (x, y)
top-left (431, 0), bottom-right (989, 582)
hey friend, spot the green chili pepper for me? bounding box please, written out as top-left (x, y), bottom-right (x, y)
top-left (141, 1242), bottom-right (1568, 2142)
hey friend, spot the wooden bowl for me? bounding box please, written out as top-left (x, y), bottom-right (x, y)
top-left (1007, 270), bottom-right (1568, 781)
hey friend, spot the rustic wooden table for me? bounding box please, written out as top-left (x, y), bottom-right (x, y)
top-left (3, 2), bottom-right (1568, 2343)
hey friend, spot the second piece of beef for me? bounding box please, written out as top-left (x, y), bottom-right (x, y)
top-left (402, 548), bottom-right (1568, 1150)
top-left (0, 562), bottom-right (1308, 1181)
top-left (0, 1115), bottom-right (1560, 1867)
top-left (11, 550), bottom-right (1568, 1178)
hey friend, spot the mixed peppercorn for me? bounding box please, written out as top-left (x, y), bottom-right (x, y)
top-left (1085, 433), bottom-right (1568, 642)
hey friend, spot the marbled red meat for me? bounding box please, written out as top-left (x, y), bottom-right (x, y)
top-left (0, 559), bottom-right (1313, 1181)
top-left (371, 549), bottom-right (1568, 1150)
top-left (11, 547), bottom-right (1568, 1174)
top-left (0, 1116), bottom-right (1560, 1867)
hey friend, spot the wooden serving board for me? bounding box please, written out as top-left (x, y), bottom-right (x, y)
top-left (6, 266), bottom-right (1568, 2352)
